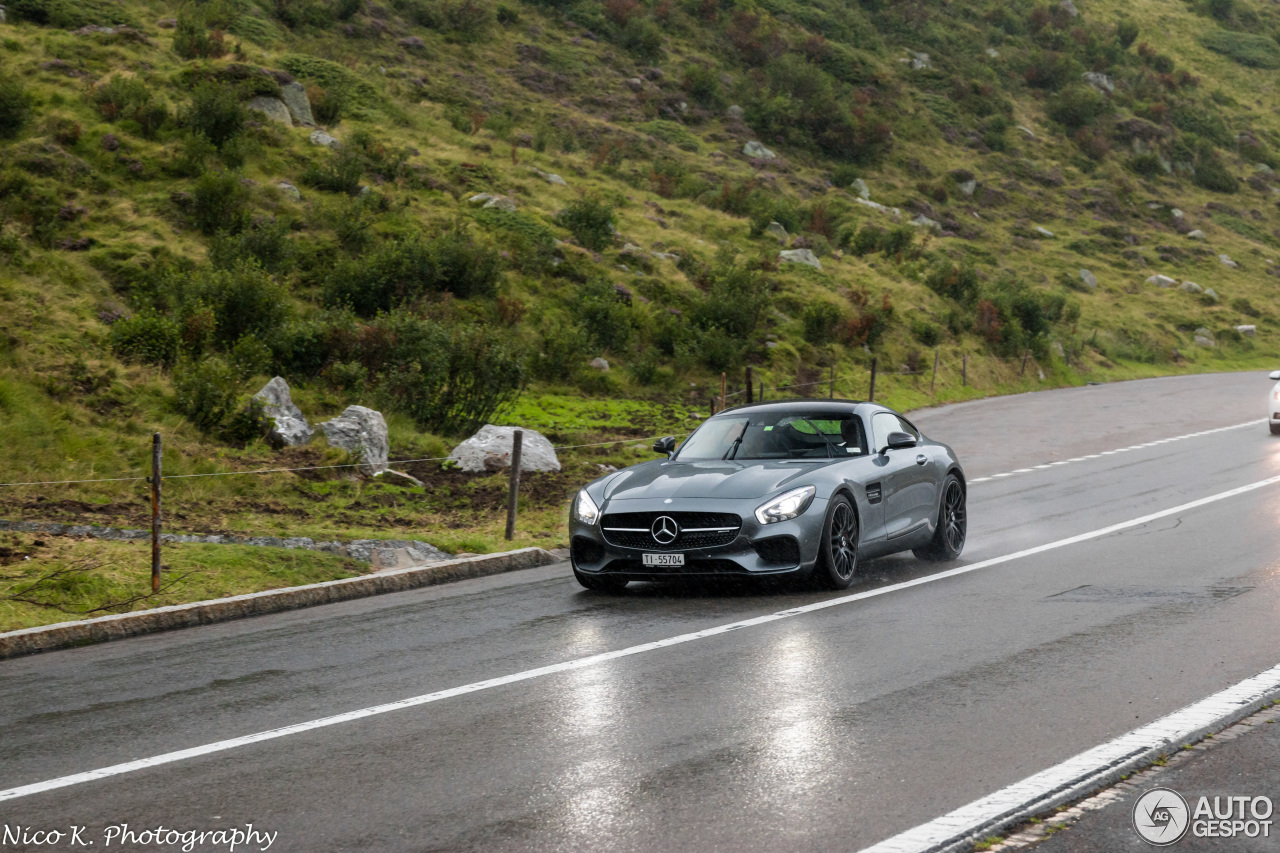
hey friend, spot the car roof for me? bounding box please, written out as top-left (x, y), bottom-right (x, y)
top-left (714, 398), bottom-right (895, 417)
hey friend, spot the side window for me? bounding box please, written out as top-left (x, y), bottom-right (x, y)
top-left (895, 415), bottom-right (920, 440)
top-left (871, 412), bottom-right (897, 452)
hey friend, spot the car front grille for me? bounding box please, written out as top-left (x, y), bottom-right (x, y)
top-left (600, 511), bottom-right (742, 551)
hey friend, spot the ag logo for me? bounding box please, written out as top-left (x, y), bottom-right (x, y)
top-left (1133, 787), bottom-right (1190, 846)
top-left (650, 516), bottom-right (679, 545)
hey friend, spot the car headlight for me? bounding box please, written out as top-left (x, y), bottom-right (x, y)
top-left (575, 489), bottom-right (600, 525)
top-left (755, 486), bottom-right (817, 525)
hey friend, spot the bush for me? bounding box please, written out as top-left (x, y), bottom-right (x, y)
top-left (1116, 19), bottom-right (1139, 49)
top-left (300, 148), bottom-right (364, 194)
top-left (309, 85), bottom-right (345, 126)
top-left (0, 74), bottom-right (31, 140)
top-left (173, 12), bottom-right (226, 60)
top-left (109, 312), bottom-right (181, 366)
top-left (1128, 153), bottom-right (1165, 176)
top-left (429, 224), bottom-right (501, 298)
top-left (557, 198), bottom-right (616, 251)
top-left (802, 301), bottom-right (844, 344)
top-left (104, 87), bottom-right (159, 135)
top-left (191, 171), bottom-right (249, 235)
top-left (925, 261), bottom-right (980, 302)
top-left (910, 318), bottom-right (942, 347)
top-left (693, 263), bottom-right (771, 338)
top-left (880, 225), bottom-right (915, 259)
top-left (830, 165), bottom-right (861, 189)
top-left (619, 16), bottom-right (663, 60)
top-left (1046, 85), bottom-right (1108, 130)
top-left (682, 65), bottom-right (723, 108)
top-left (575, 279), bottom-right (637, 352)
top-left (848, 224), bottom-right (885, 256)
top-left (209, 219), bottom-right (293, 273)
top-left (369, 313), bottom-right (526, 434)
top-left (173, 355), bottom-right (245, 432)
top-left (185, 261), bottom-right (289, 348)
top-left (182, 83), bottom-right (246, 149)
top-left (1193, 152), bottom-right (1238, 193)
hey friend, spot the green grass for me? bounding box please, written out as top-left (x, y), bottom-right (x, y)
top-left (0, 535), bottom-right (364, 631)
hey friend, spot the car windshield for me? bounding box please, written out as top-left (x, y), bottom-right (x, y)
top-left (675, 411), bottom-right (867, 460)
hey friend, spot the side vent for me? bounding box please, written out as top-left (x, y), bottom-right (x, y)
top-left (866, 482), bottom-right (883, 505)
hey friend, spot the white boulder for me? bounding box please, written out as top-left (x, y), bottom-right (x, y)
top-left (448, 425), bottom-right (561, 474)
top-left (253, 377), bottom-right (312, 448)
top-left (320, 405), bottom-right (389, 475)
top-left (1078, 269), bottom-right (1098, 290)
top-left (1237, 325), bottom-right (1256, 337)
top-left (246, 96), bottom-right (292, 126)
top-left (1179, 280), bottom-right (1202, 294)
top-left (779, 248), bottom-right (822, 269)
top-left (743, 141), bottom-right (776, 159)
top-left (309, 129), bottom-right (340, 148)
top-left (1146, 274), bottom-right (1177, 288)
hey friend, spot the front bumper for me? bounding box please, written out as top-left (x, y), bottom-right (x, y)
top-left (570, 496), bottom-right (828, 580)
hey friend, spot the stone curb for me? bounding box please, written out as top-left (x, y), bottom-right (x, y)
top-left (0, 547), bottom-right (558, 660)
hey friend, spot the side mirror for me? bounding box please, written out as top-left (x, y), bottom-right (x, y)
top-left (1270, 371), bottom-right (1280, 381)
top-left (882, 431), bottom-right (917, 453)
top-left (653, 435), bottom-right (676, 456)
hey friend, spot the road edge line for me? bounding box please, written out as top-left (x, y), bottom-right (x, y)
top-left (859, 665), bottom-right (1280, 853)
top-left (0, 547), bottom-right (558, 661)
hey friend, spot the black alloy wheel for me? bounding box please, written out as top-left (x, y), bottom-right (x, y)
top-left (817, 495), bottom-right (859, 589)
top-left (915, 474), bottom-right (967, 561)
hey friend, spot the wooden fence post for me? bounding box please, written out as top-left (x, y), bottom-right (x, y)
top-left (721, 372), bottom-right (727, 410)
top-left (505, 430), bottom-right (523, 541)
top-left (746, 366), bottom-right (754, 404)
top-left (930, 349), bottom-right (939, 395)
top-left (150, 433), bottom-right (162, 593)
top-left (962, 354), bottom-right (968, 387)
top-left (868, 357), bottom-right (877, 402)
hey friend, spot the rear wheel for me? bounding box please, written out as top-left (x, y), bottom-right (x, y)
top-left (914, 475), bottom-right (966, 562)
top-left (1271, 422), bottom-right (1280, 435)
top-left (573, 567), bottom-right (628, 592)
top-left (815, 495), bottom-right (859, 589)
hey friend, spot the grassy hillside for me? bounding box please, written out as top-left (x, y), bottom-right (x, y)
top-left (0, 0), bottom-right (1278, 563)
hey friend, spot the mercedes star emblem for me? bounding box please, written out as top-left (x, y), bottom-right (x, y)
top-left (651, 515), bottom-right (679, 545)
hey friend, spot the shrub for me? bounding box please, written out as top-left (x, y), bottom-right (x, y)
top-left (209, 219), bottom-right (293, 273)
top-left (924, 261), bottom-right (980, 302)
top-left (300, 148), bottom-right (364, 194)
top-left (428, 224), bottom-right (501, 298)
top-left (1128, 153), bottom-right (1165, 176)
top-left (173, 12), bottom-right (226, 60)
top-left (1193, 152), bottom-right (1238, 193)
top-left (830, 164), bottom-right (861, 188)
top-left (190, 171), bottom-right (249, 235)
top-left (696, 326), bottom-right (742, 371)
top-left (1116, 19), bottom-right (1139, 49)
top-left (309, 85), bottom-right (345, 126)
top-left (183, 83), bottom-right (246, 149)
top-left (109, 312), bottom-right (181, 366)
top-left (7, 0), bottom-right (134, 27)
top-left (693, 263), bottom-right (771, 338)
top-left (848, 224), bottom-right (885, 256)
top-left (228, 335), bottom-right (272, 378)
top-left (441, 0), bottom-right (494, 41)
top-left (619, 16), bottom-right (663, 60)
top-left (173, 355), bottom-right (245, 432)
top-left (1046, 85), bottom-right (1108, 130)
top-left (0, 74), bottom-right (31, 140)
top-left (1024, 51), bottom-right (1081, 90)
top-left (557, 198), bottom-right (616, 251)
top-left (324, 237), bottom-right (431, 316)
top-left (682, 65), bottom-right (723, 108)
top-left (880, 225), bottom-right (915, 259)
top-left (910, 318), bottom-right (942, 347)
top-left (802, 301), bottom-right (844, 344)
top-left (473, 207), bottom-right (556, 273)
top-left (575, 279), bottom-right (637, 352)
top-left (1231, 297), bottom-right (1260, 318)
top-left (185, 261), bottom-right (289, 348)
top-left (370, 313), bottom-right (526, 434)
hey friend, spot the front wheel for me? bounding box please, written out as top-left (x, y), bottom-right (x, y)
top-left (914, 474), bottom-right (967, 562)
top-left (573, 567), bottom-right (628, 592)
top-left (815, 495), bottom-right (860, 589)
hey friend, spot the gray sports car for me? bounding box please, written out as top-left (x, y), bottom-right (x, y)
top-left (569, 399), bottom-right (966, 591)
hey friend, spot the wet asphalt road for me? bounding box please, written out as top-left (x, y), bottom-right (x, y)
top-left (2, 372), bottom-right (1280, 852)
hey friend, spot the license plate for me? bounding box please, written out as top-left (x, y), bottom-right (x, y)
top-left (643, 553), bottom-right (685, 567)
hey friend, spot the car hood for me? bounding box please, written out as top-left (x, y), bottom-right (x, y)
top-left (601, 459), bottom-right (827, 502)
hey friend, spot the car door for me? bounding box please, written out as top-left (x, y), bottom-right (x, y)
top-left (891, 415), bottom-right (941, 535)
top-left (869, 412), bottom-right (919, 540)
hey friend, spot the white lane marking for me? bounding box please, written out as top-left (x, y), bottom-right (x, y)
top-left (4, 475), bottom-right (1280, 804)
top-left (860, 662), bottom-right (1280, 853)
top-left (969, 419), bottom-right (1263, 485)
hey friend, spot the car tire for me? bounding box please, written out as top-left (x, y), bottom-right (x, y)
top-left (815, 494), bottom-right (860, 589)
top-left (914, 474), bottom-right (967, 562)
top-left (1271, 422), bottom-right (1280, 436)
top-left (573, 567), bottom-right (628, 592)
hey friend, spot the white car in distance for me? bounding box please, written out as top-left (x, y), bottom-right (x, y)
top-left (1271, 370), bottom-right (1280, 434)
